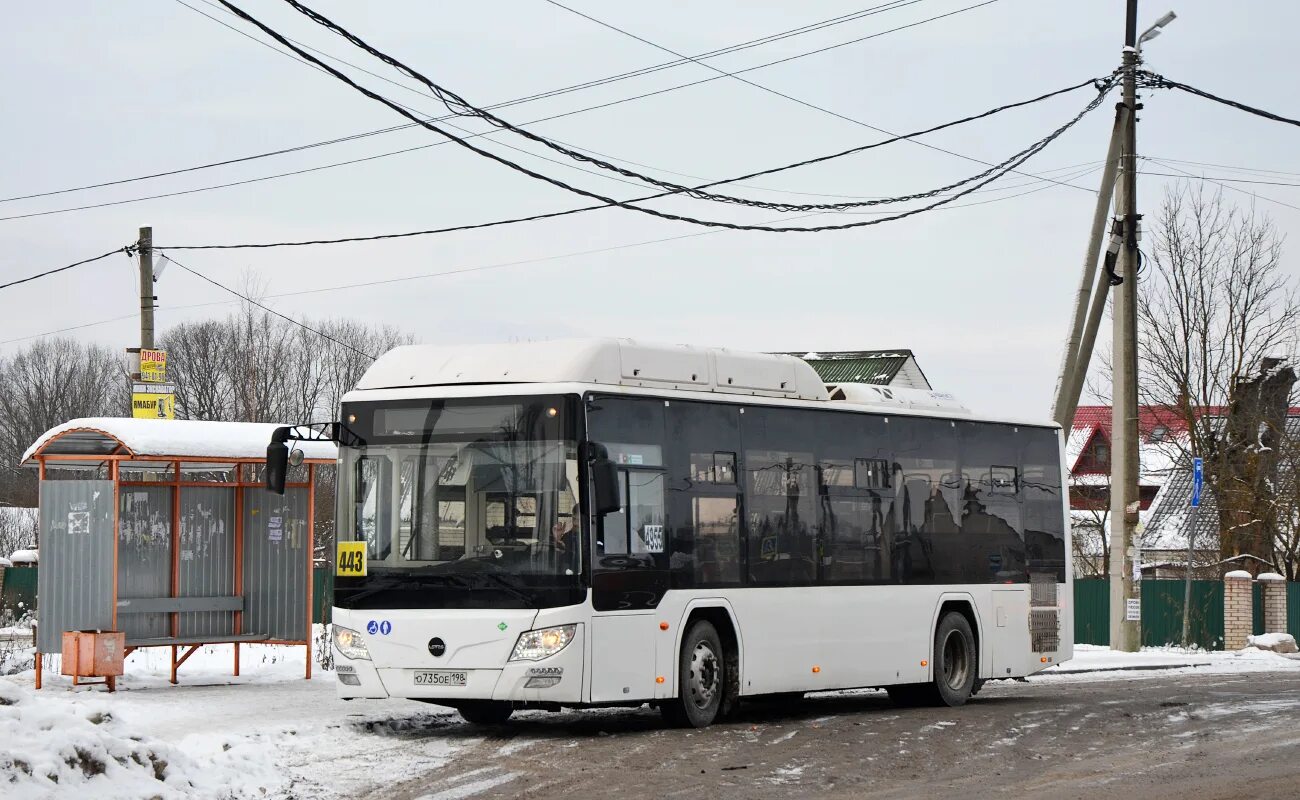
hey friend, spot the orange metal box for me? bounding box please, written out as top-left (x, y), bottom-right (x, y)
top-left (61, 630), bottom-right (126, 677)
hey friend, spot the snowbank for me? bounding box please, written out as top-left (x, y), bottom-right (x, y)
top-left (0, 557), bottom-right (12, 568)
top-left (1247, 632), bottom-right (1299, 654)
top-left (1038, 644), bottom-right (1300, 681)
top-left (0, 681), bottom-right (288, 799)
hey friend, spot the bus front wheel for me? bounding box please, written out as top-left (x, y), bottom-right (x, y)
top-left (662, 620), bottom-right (725, 728)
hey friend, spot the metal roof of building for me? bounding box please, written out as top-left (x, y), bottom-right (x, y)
top-left (776, 350), bottom-right (929, 389)
top-left (22, 418), bottom-right (337, 467)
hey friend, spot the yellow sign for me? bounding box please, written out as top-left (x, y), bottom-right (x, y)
top-left (131, 384), bottom-right (175, 420)
top-left (336, 541), bottom-right (367, 577)
top-left (140, 348), bottom-right (167, 383)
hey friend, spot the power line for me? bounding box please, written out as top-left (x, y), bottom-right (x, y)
top-left (0, 248), bottom-right (129, 292)
top-left (1143, 158), bottom-right (1300, 213)
top-left (215, 0), bottom-right (1110, 214)
top-left (1139, 170), bottom-right (1300, 188)
top-left (1143, 156), bottom-right (1300, 180)
top-left (535, 0), bottom-right (1091, 197)
top-left (0, 0), bottom-right (926, 206)
top-left (2, 163), bottom-right (1101, 347)
top-left (212, 0), bottom-right (1111, 233)
top-left (1144, 72), bottom-right (1300, 129)
top-left (0, 0), bottom-right (1056, 222)
top-left (281, 0), bottom-right (1088, 211)
top-left (166, 255), bottom-right (377, 358)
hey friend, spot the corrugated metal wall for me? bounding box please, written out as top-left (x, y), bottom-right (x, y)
top-left (242, 487), bottom-right (309, 641)
top-left (178, 486), bottom-right (236, 639)
top-left (36, 480), bottom-right (115, 653)
top-left (117, 485), bottom-right (173, 642)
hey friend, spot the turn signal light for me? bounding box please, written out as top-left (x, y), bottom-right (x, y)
top-left (811, 666), bottom-right (821, 674)
top-left (655, 676), bottom-right (665, 684)
top-left (1041, 656), bottom-right (1048, 663)
top-left (659, 622), bottom-right (669, 631)
top-left (921, 660), bottom-right (928, 667)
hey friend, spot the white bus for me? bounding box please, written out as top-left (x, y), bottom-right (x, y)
top-left (298, 339), bottom-right (1070, 728)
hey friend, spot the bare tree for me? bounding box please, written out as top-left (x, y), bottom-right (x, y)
top-left (1137, 184), bottom-right (1300, 572)
top-left (0, 338), bottom-right (124, 506)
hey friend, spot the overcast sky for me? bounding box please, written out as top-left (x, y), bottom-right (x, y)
top-left (3, 0), bottom-right (1299, 419)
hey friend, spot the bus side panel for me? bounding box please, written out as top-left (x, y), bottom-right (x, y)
top-left (727, 586), bottom-right (934, 695)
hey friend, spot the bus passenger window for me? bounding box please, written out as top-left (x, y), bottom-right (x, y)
top-left (628, 472), bottom-right (665, 553)
top-left (693, 496), bottom-right (739, 584)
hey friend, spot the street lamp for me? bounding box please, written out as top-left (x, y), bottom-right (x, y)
top-left (1138, 11), bottom-right (1177, 51)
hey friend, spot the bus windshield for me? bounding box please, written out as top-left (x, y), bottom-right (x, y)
top-left (335, 396), bottom-right (583, 609)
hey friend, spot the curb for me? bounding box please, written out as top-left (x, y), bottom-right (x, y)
top-left (1043, 662), bottom-right (1211, 675)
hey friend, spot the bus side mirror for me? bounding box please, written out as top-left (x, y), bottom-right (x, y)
top-left (266, 427), bottom-right (290, 495)
top-left (587, 443), bottom-right (621, 516)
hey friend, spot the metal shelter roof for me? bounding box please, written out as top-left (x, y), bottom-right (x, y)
top-left (22, 417), bottom-right (337, 467)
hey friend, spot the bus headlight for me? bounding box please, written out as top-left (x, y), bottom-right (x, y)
top-left (333, 625), bottom-right (372, 661)
top-left (509, 625), bottom-right (576, 662)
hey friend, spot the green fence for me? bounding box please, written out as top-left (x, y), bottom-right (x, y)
top-left (0, 566), bottom-right (333, 625)
top-left (313, 567), bottom-right (333, 625)
top-left (1074, 578), bottom-right (1226, 650)
top-left (1141, 579), bottom-right (1224, 649)
top-left (1074, 578), bottom-right (1110, 645)
top-left (0, 567), bottom-right (38, 620)
top-left (1290, 583), bottom-right (1300, 641)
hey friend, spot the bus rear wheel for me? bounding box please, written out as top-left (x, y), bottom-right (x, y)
top-left (662, 621), bottom-right (725, 728)
top-left (932, 611), bottom-right (976, 706)
top-left (456, 700), bottom-right (514, 725)
top-left (887, 611), bottom-right (977, 708)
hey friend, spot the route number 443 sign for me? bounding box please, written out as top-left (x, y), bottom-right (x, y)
top-left (336, 541), bottom-right (367, 577)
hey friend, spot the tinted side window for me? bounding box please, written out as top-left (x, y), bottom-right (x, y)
top-left (892, 417), bottom-right (961, 583)
top-left (818, 412), bottom-right (895, 583)
top-left (1021, 428), bottom-right (1066, 583)
top-left (742, 407), bottom-right (817, 585)
top-left (666, 401), bottom-right (743, 588)
top-left (960, 421), bottom-right (1026, 583)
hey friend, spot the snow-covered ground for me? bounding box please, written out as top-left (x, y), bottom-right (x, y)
top-left (2, 638), bottom-right (1299, 799)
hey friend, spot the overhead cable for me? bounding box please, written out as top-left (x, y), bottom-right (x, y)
top-left (166, 255), bottom-right (376, 358)
top-left (1143, 72), bottom-right (1300, 130)
top-left (0, 0), bottom-right (927, 206)
top-left (212, 0), bottom-right (1114, 233)
top-left (0, 248), bottom-right (129, 292)
top-left (278, 0), bottom-right (1078, 211)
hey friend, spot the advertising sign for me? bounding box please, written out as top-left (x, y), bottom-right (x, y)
top-left (139, 349), bottom-right (167, 383)
top-left (131, 382), bottom-right (175, 419)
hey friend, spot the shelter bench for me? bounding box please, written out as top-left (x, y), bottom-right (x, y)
top-left (116, 595), bottom-right (271, 683)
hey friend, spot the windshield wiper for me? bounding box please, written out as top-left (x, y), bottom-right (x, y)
top-left (466, 572), bottom-right (537, 606)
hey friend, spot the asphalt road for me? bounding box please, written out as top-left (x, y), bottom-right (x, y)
top-left (359, 671), bottom-right (1300, 800)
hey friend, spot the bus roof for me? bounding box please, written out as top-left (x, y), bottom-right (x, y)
top-left (347, 339), bottom-right (1058, 430)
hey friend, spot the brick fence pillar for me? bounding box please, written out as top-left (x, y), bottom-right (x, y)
top-left (1224, 570), bottom-right (1254, 650)
top-left (1257, 572), bottom-right (1288, 634)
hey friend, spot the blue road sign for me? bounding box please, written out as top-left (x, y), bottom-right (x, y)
top-left (1191, 457), bottom-right (1203, 508)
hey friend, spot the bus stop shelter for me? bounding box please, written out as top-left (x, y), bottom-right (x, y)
top-left (22, 418), bottom-right (335, 689)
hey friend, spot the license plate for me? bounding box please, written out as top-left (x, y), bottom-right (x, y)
top-left (414, 670), bottom-right (467, 687)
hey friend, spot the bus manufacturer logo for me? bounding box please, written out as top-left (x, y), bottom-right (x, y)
top-left (428, 637), bottom-right (446, 657)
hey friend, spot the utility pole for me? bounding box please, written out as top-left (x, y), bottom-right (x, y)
top-left (138, 226), bottom-right (155, 349)
top-left (1051, 105), bottom-right (1128, 430)
top-left (1109, 0), bottom-right (1143, 652)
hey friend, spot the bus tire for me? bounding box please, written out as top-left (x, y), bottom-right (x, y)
top-left (931, 611), bottom-right (977, 707)
top-left (662, 620), bottom-right (725, 728)
top-left (456, 701), bottom-right (514, 725)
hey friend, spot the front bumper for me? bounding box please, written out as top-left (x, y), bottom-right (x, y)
top-left (334, 623), bottom-right (586, 704)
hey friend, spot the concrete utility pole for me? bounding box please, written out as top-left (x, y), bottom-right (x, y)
top-left (1051, 105), bottom-right (1127, 430)
top-left (1109, 0), bottom-right (1142, 653)
top-left (138, 226), bottom-right (155, 349)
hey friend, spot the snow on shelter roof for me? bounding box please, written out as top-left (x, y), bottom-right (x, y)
top-left (21, 418), bottom-right (336, 466)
